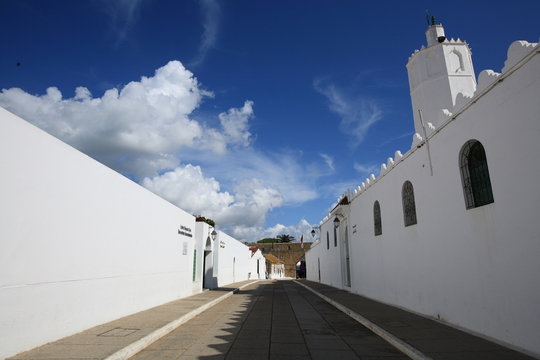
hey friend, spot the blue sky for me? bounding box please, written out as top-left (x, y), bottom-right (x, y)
top-left (1, 0), bottom-right (538, 242)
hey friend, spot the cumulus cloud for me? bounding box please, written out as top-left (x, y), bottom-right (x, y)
top-left (0, 60), bottom-right (321, 243)
top-left (142, 164), bottom-right (282, 228)
top-left (314, 79), bottom-right (382, 146)
top-left (219, 100), bottom-right (253, 147)
top-left (191, 0), bottom-right (220, 67)
top-left (141, 160), bottom-right (321, 242)
top-left (0, 61), bottom-right (256, 178)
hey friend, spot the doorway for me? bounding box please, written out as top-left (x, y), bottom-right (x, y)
top-left (202, 237), bottom-right (213, 289)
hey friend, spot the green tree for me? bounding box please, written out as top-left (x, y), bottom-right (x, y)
top-left (195, 215), bottom-right (215, 227)
top-left (276, 234), bottom-right (295, 243)
top-left (257, 238), bottom-right (278, 243)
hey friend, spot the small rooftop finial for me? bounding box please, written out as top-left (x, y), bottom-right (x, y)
top-left (425, 10), bottom-right (438, 26)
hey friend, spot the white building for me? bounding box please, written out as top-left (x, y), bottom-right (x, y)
top-left (263, 254), bottom-right (285, 279)
top-left (306, 24), bottom-right (540, 357)
top-left (0, 107), bottom-right (254, 358)
top-left (249, 247), bottom-right (267, 280)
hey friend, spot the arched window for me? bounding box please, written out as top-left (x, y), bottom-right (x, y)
top-left (460, 140), bottom-right (494, 209)
top-left (402, 181), bottom-right (417, 226)
top-left (373, 201), bottom-right (382, 236)
top-left (326, 231), bottom-right (329, 250)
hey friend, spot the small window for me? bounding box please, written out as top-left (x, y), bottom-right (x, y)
top-left (402, 181), bottom-right (417, 226)
top-left (326, 231), bottom-right (329, 250)
top-left (334, 226), bottom-right (337, 247)
top-left (460, 140), bottom-right (494, 209)
top-left (374, 201), bottom-right (382, 236)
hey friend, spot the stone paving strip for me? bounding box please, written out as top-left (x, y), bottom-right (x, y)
top-left (296, 280), bottom-right (538, 360)
top-left (7, 280), bottom-right (258, 360)
top-left (130, 280), bottom-right (406, 359)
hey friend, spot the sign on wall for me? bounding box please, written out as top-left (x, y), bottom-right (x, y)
top-left (178, 225), bottom-right (192, 238)
top-left (182, 241), bottom-right (188, 255)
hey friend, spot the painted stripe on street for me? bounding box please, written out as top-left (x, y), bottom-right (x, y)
top-left (104, 280), bottom-right (260, 360)
top-left (293, 280), bottom-right (432, 360)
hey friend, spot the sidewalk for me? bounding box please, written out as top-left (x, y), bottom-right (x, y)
top-left (7, 279), bottom-right (538, 359)
top-left (7, 280), bottom-right (258, 360)
top-left (297, 280), bottom-right (537, 360)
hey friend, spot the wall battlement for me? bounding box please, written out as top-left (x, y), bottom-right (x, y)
top-left (320, 39), bottom-right (539, 229)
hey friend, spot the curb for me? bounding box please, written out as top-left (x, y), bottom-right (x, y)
top-left (293, 280), bottom-right (432, 360)
top-left (104, 280), bottom-right (260, 360)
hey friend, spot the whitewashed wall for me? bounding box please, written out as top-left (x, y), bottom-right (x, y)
top-left (307, 41), bottom-right (540, 356)
top-left (0, 108), bottom-right (197, 359)
top-left (306, 221), bottom-right (347, 288)
top-left (268, 264), bottom-right (285, 279)
top-left (214, 232), bottom-right (251, 287)
top-left (249, 249), bottom-right (266, 279)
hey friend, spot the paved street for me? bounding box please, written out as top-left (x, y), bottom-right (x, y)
top-left (131, 280), bottom-right (404, 360)
top-left (9, 279), bottom-right (537, 360)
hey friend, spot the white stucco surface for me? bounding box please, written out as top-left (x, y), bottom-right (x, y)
top-left (0, 108), bottom-right (197, 359)
top-left (307, 34), bottom-right (540, 356)
top-left (213, 232), bottom-right (251, 286)
top-left (249, 249), bottom-right (266, 279)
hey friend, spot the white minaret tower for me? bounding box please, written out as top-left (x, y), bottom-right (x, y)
top-left (406, 22), bottom-right (477, 134)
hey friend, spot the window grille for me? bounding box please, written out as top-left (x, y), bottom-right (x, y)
top-left (374, 201), bottom-right (382, 236)
top-left (460, 140), bottom-right (494, 209)
top-left (402, 181), bottom-right (417, 226)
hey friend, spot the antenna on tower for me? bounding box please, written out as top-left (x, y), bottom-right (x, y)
top-left (425, 10), bottom-right (437, 26)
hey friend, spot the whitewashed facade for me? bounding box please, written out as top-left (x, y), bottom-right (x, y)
top-left (306, 25), bottom-right (540, 357)
top-left (263, 254), bottom-right (286, 279)
top-left (249, 248), bottom-right (267, 280)
top-left (0, 107), bottom-right (253, 358)
top-left (212, 231), bottom-right (251, 287)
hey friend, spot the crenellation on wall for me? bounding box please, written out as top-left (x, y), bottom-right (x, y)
top-left (502, 40), bottom-right (538, 73)
top-left (307, 26), bottom-right (540, 357)
top-left (476, 69), bottom-right (501, 93)
top-left (453, 92), bottom-right (474, 112)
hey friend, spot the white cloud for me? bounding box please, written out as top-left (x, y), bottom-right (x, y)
top-left (0, 61), bottom-right (255, 178)
top-left (314, 79), bottom-right (382, 146)
top-left (0, 60), bottom-right (322, 243)
top-left (191, 0), bottom-right (220, 67)
top-left (142, 164), bottom-right (233, 216)
top-left (219, 100), bottom-right (253, 147)
top-left (320, 153), bottom-right (334, 171)
top-left (229, 218), bottom-right (315, 243)
top-left (101, 0), bottom-right (144, 44)
top-left (353, 162), bottom-right (378, 175)
top-left (142, 165), bottom-right (283, 229)
top-left (189, 148), bottom-right (319, 206)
